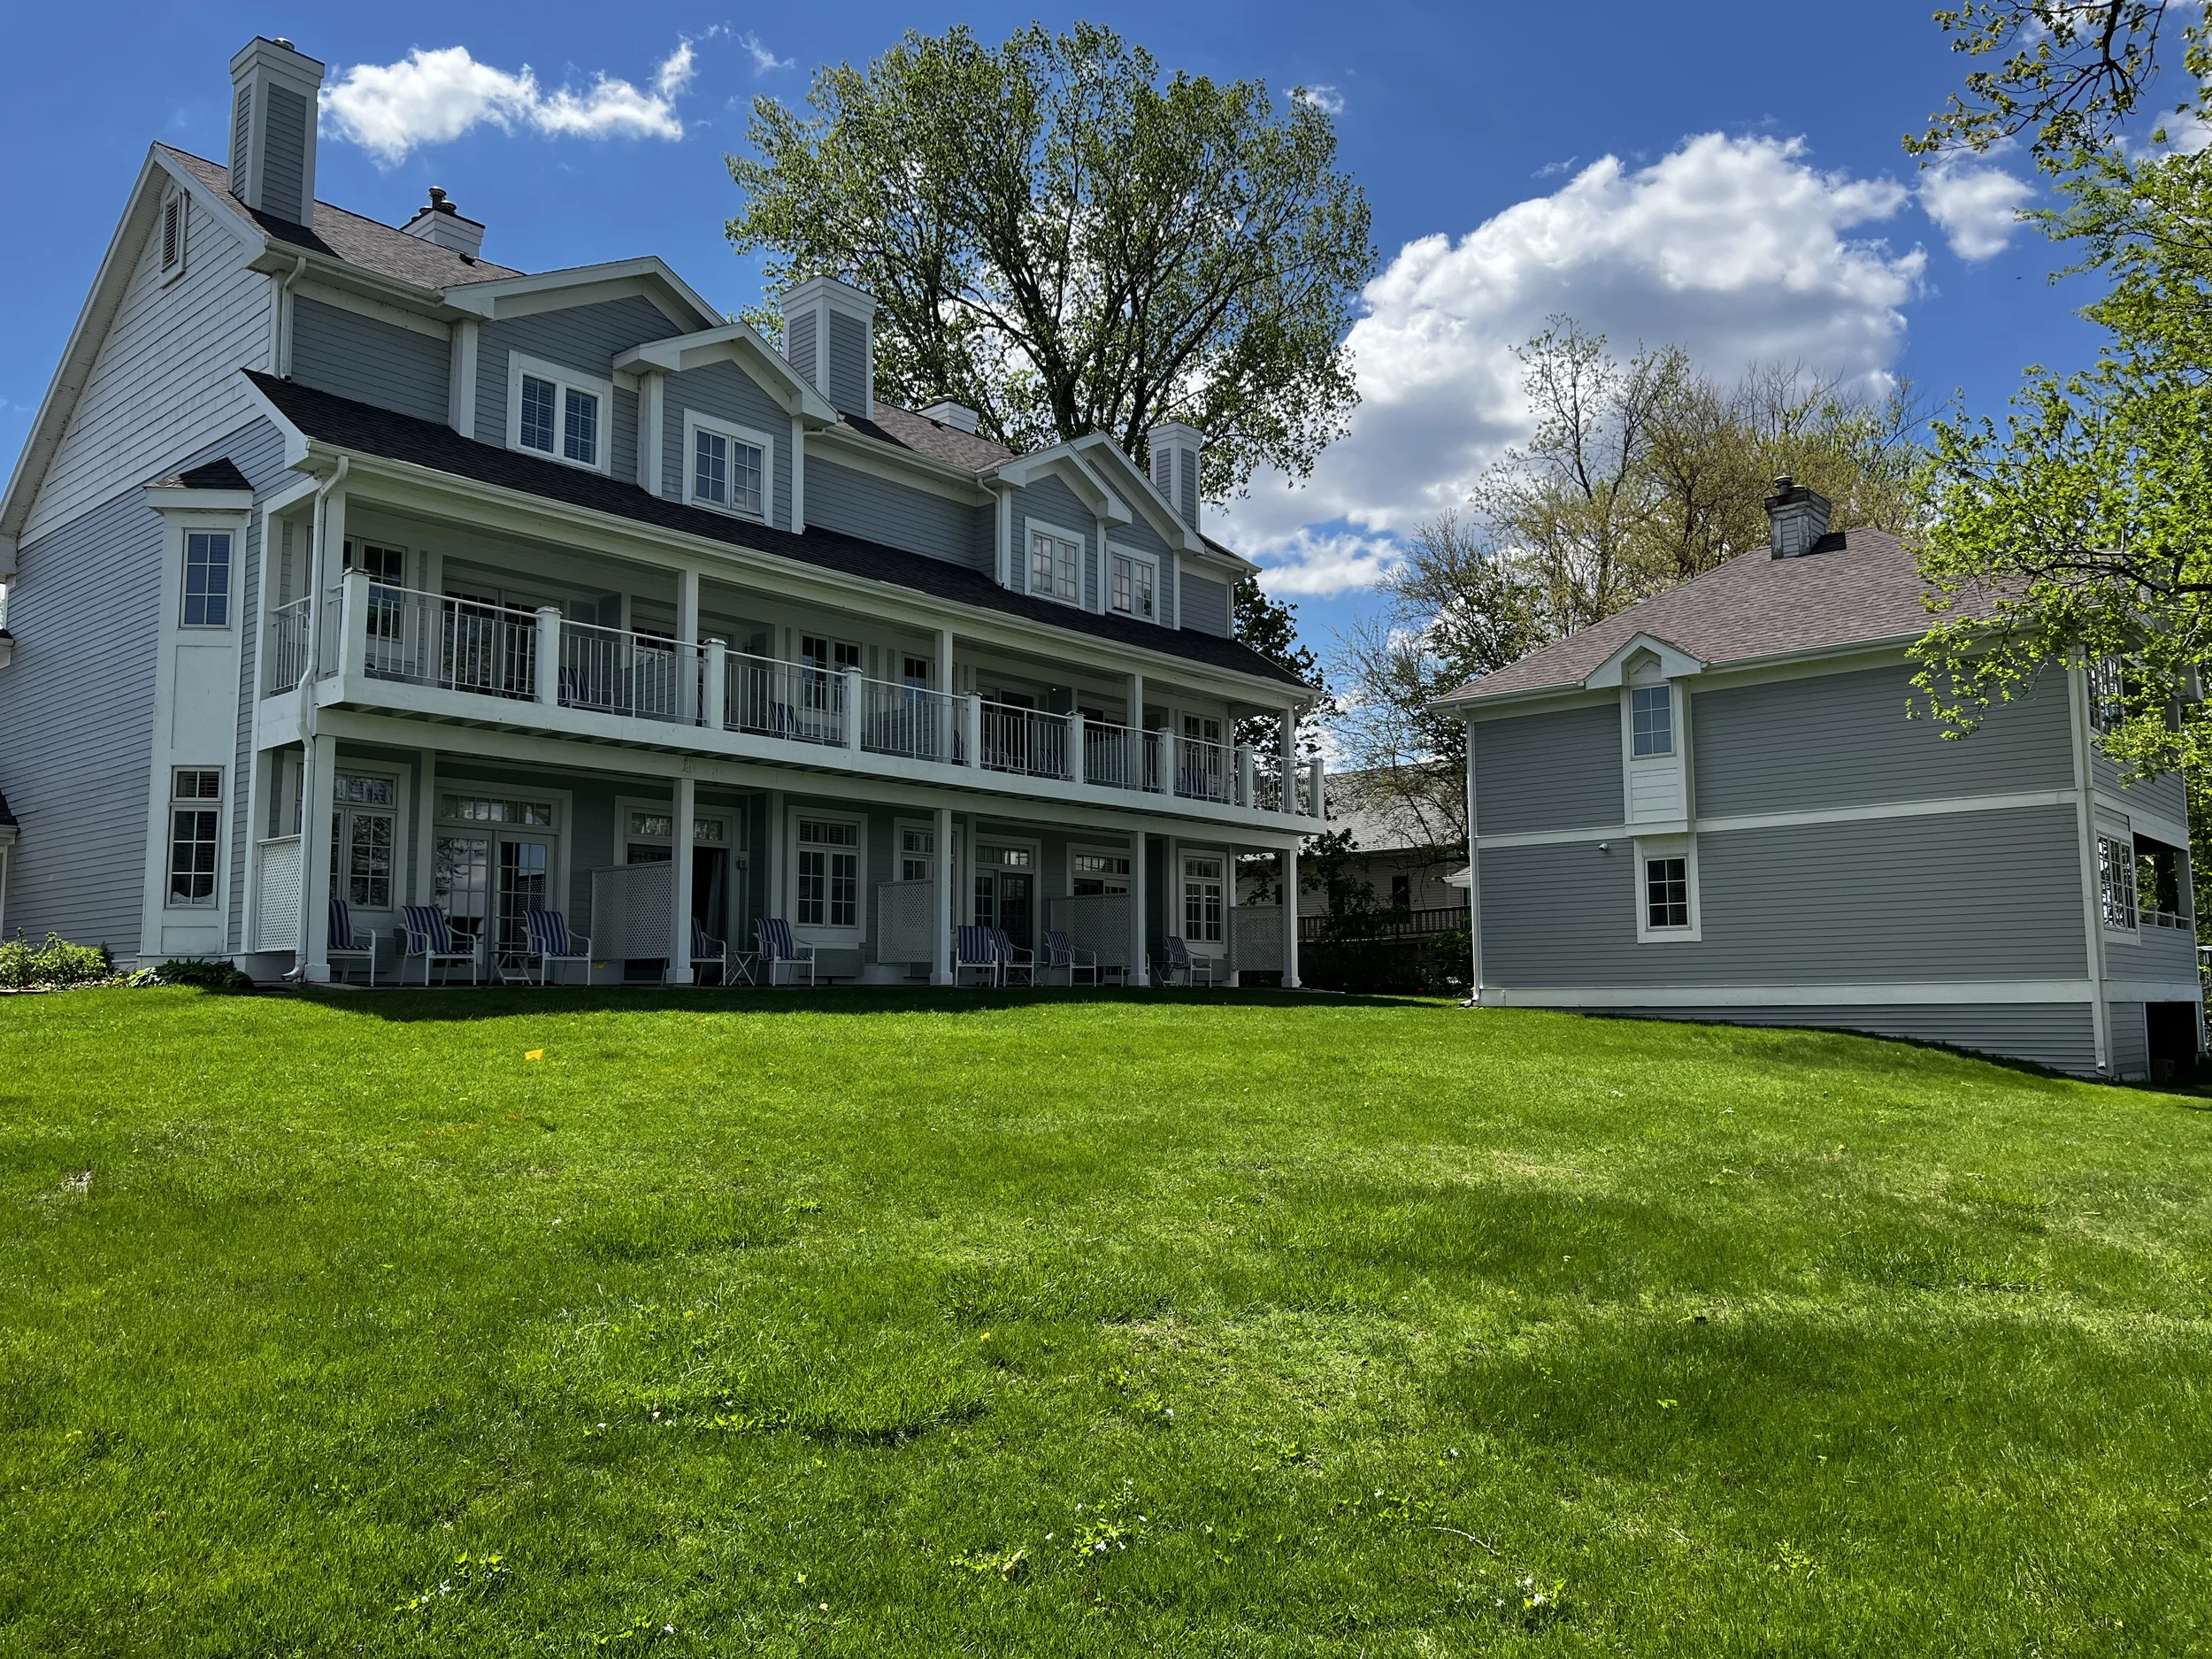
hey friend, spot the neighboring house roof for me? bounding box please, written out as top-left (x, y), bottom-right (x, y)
top-left (244, 373), bottom-right (1311, 692)
top-left (1440, 528), bottom-right (1941, 704)
top-left (149, 458), bottom-right (254, 492)
top-left (160, 147), bottom-right (525, 288)
top-left (1325, 766), bottom-right (1462, 855)
top-left (847, 405), bottom-right (1018, 473)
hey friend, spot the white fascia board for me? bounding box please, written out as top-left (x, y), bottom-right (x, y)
top-left (440, 257), bottom-right (723, 331)
top-left (614, 324), bottom-right (840, 425)
top-left (992, 446), bottom-right (1119, 519)
top-left (1584, 632), bottom-right (1706, 689)
top-left (142, 488), bottom-right (255, 514)
top-left (1066, 433), bottom-right (1205, 554)
top-left (236, 375), bottom-right (316, 471)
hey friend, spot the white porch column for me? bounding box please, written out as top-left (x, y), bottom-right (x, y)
top-left (677, 570), bottom-right (701, 724)
top-left (1129, 831), bottom-right (1149, 987)
top-left (1282, 843), bottom-right (1301, 989)
top-left (1278, 709), bottom-right (1297, 812)
top-left (337, 567), bottom-right (371, 680)
top-left (534, 606), bottom-right (562, 704)
top-left (931, 803), bottom-right (954, 986)
top-left (702, 638), bottom-right (727, 731)
top-left (1307, 757), bottom-right (1325, 822)
top-left (935, 627), bottom-right (955, 760)
top-left (1068, 710), bottom-right (1086, 785)
top-left (842, 666), bottom-right (864, 749)
top-left (300, 732), bottom-right (338, 982)
top-left (1160, 727), bottom-right (1179, 799)
top-left (668, 773), bottom-right (696, 984)
top-left (764, 790), bottom-right (786, 929)
top-left (1237, 745), bottom-right (1256, 808)
top-left (414, 749), bottom-right (437, 905)
top-left (962, 694), bottom-right (983, 771)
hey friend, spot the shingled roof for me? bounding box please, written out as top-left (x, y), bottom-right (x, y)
top-left (244, 373), bottom-right (1310, 692)
top-left (161, 147), bottom-right (523, 289)
top-left (1443, 528), bottom-right (1945, 703)
top-left (844, 404), bottom-right (1018, 473)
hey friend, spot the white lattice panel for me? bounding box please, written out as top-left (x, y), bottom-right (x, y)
top-left (1047, 893), bottom-right (1132, 970)
top-left (253, 837), bottom-right (301, 951)
top-left (875, 879), bottom-right (937, 964)
top-left (1230, 904), bottom-right (1284, 973)
top-left (591, 862), bottom-right (674, 958)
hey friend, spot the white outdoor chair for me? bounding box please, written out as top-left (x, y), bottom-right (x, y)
top-left (327, 899), bottom-right (380, 987)
top-left (1042, 929), bottom-right (1099, 987)
top-left (755, 918), bottom-right (816, 987)
top-left (953, 925), bottom-right (1001, 987)
top-left (1152, 934), bottom-right (1217, 987)
top-left (522, 908), bottom-right (592, 986)
top-left (687, 918), bottom-right (733, 986)
top-left (991, 926), bottom-right (1037, 987)
top-left (401, 904), bottom-right (479, 987)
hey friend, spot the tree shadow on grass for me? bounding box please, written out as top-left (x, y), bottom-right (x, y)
top-left (296, 984), bottom-right (1438, 1025)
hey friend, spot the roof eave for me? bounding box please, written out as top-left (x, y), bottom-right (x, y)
top-left (440, 257), bottom-right (723, 332)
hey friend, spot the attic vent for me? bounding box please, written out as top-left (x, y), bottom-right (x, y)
top-left (160, 190), bottom-right (185, 273)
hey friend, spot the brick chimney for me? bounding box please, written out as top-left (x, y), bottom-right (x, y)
top-left (227, 37), bottom-right (324, 227)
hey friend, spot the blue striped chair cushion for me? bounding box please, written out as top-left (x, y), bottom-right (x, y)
top-left (1045, 929), bottom-right (1073, 966)
top-left (328, 899), bottom-right (357, 952)
top-left (526, 909), bottom-right (572, 956)
top-left (956, 926), bottom-right (995, 964)
top-left (758, 917), bottom-right (797, 959)
top-left (691, 919), bottom-right (718, 957)
top-left (990, 928), bottom-right (1018, 963)
top-left (402, 905), bottom-right (453, 955)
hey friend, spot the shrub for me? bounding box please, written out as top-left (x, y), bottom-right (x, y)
top-left (140, 956), bottom-right (256, 992)
top-left (0, 932), bottom-right (115, 989)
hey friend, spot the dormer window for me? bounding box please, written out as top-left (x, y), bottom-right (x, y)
top-left (1110, 549), bottom-right (1157, 622)
top-left (1631, 685), bottom-right (1672, 757)
top-left (1026, 522), bottom-right (1081, 606)
top-left (684, 412), bottom-right (772, 520)
top-left (505, 353), bottom-right (612, 474)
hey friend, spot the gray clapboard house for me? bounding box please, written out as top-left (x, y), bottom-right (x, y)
top-left (1437, 480), bottom-right (2200, 1080)
top-left (0, 36), bottom-right (1325, 987)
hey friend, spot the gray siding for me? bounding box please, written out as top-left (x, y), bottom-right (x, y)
top-left (2093, 749), bottom-right (2189, 828)
top-left (1182, 572), bottom-right (1230, 638)
top-left (2104, 921), bottom-right (2198, 986)
top-left (826, 311), bottom-right (868, 414)
top-left (229, 90), bottom-right (251, 196)
top-left (1472, 702), bottom-right (1621, 834)
top-left (663, 360), bottom-right (795, 532)
top-left (2108, 1002), bottom-right (2149, 1079)
top-left (263, 84), bottom-right (311, 222)
top-left (1108, 514), bottom-right (1177, 626)
top-left (1597, 1003), bottom-right (2099, 1075)
top-left (1694, 665), bottom-right (2074, 818)
top-left (1479, 805), bottom-right (2088, 987)
top-left (1177, 449), bottom-right (1200, 531)
top-left (1010, 476), bottom-right (1095, 601)
top-left (224, 420), bottom-right (289, 951)
top-left (787, 311), bottom-right (817, 386)
top-left (290, 296), bottom-right (449, 424)
top-left (474, 296), bottom-right (683, 480)
top-left (805, 458), bottom-right (987, 569)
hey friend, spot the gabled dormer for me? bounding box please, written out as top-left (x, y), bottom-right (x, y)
top-left (1586, 633), bottom-right (1704, 833)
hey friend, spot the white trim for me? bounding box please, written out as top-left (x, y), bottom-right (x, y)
top-left (1585, 631), bottom-right (1705, 690)
top-left (440, 258), bottom-right (722, 333)
top-left (1632, 833), bottom-right (1701, 942)
top-left (2068, 657), bottom-right (2113, 1071)
top-left (790, 415), bottom-right (806, 531)
top-left (1068, 841), bottom-right (1135, 897)
top-left (295, 279), bottom-right (450, 340)
top-left (2105, 979), bottom-right (2207, 1002)
top-left (786, 807), bottom-right (868, 946)
top-left (1105, 541), bottom-right (1162, 625)
top-left (1022, 515), bottom-right (1087, 608)
top-left (503, 352), bottom-right (614, 475)
top-left (639, 370), bottom-right (664, 494)
top-left (1479, 980), bottom-right (2098, 1009)
top-left (680, 410), bottom-right (775, 522)
top-left (327, 760), bottom-right (411, 926)
top-left (612, 322), bottom-right (841, 425)
top-left (616, 793), bottom-right (745, 856)
top-left (1474, 788), bottom-right (2085, 850)
top-left (448, 319), bottom-right (478, 435)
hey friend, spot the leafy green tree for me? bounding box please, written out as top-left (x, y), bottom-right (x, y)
top-left (726, 21), bottom-right (1374, 499)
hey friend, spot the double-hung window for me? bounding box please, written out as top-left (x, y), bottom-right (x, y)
top-left (508, 355), bottom-right (611, 472)
top-left (167, 768), bottom-right (222, 908)
top-left (796, 818), bottom-right (859, 930)
top-left (2099, 834), bottom-right (2138, 931)
top-left (1028, 525), bottom-right (1080, 604)
top-left (1182, 854), bottom-right (1225, 943)
top-left (181, 530), bottom-right (232, 626)
top-left (1110, 550), bottom-right (1156, 621)
top-left (686, 414), bottom-right (771, 518)
top-left (331, 772), bottom-right (398, 910)
top-left (1645, 856), bottom-right (1689, 929)
top-left (1631, 686), bottom-right (1672, 757)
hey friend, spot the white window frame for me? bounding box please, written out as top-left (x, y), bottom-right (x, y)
top-left (2098, 831), bottom-right (2139, 935)
top-left (158, 185), bottom-right (189, 284)
top-left (505, 352), bottom-right (614, 475)
top-left (1179, 849), bottom-right (1227, 945)
top-left (682, 410), bottom-right (775, 521)
top-left (1070, 844), bottom-right (1133, 897)
top-left (1632, 833), bottom-right (1701, 943)
top-left (617, 795), bottom-right (745, 862)
top-left (2086, 655), bottom-right (2126, 734)
top-left (1630, 684), bottom-right (1674, 757)
top-left (331, 764), bottom-right (407, 917)
top-left (179, 525), bottom-right (235, 630)
top-left (166, 767), bottom-right (225, 910)
top-left (1024, 517), bottom-right (1085, 608)
top-left (787, 810), bottom-right (867, 945)
top-left (1107, 543), bottom-right (1160, 624)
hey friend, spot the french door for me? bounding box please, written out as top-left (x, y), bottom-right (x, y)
top-left (434, 833), bottom-right (554, 956)
top-left (973, 844), bottom-right (1036, 952)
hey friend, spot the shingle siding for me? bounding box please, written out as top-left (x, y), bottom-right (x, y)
top-left (1596, 1003), bottom-right (2099, 1074)
top-left (1479, 806), bottom-right (2087, 987)
top-left (25, 188), bottom-right (273, 542)
top-left (805, 457), bottom-right (986, 570)
top-left (1693, 664), bottom-right (2075, 817)
top-left (663, 360), bottom-right (794, 532)
top-left (289, 296), bottom-right (449, 424)
top-left (1472, 702), bottom-right (1622, 834)
top-left (474, 296), bottom-right (683, 477)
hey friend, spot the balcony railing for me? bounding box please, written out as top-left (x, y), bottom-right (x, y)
top-left (312, 572), bottom-right (1322, 819)
top-left (264, 597), bottom-right (311, 693)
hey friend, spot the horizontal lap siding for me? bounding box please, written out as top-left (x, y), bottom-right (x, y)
top-left (223, 420), bottom-right (288, 950)
top-left (1011, 476), bottom-right (1094, 603)
top-left (1693, 664), bottom-right (2074, 817)
top-left (800, 458), bottom-right (986, 570)
top-left (2104, 924), bottom-right (2198, 984)
top-left (2093, 751), bottom-right (2188, 829)
top-left (2108, 1002), bottom-right (2149, 1079)
top-left (1473, 703), bottom-right (1620, 834)
top-left (1596, 1004), bottom-right (2099, 1074)
top-left (27, 198), bottom-right (272, 542)
top-left (663, 361), bottom-right (794, 531)
top-left (290, 297), bottom-right (449, 424)
top-left (475, 296), bottom-right (682, 480)
top-left (1181, 573), bottom-right (1230, 638)
top-left (1479, 805), bottom-right (2086, 986)
top-left (826, 311), bottom-right (869, 415)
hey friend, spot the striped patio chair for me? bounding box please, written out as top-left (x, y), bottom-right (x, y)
top-left (1151, 934), bottom-right (1216, 988)
top-left (953, 925), bottom-right (1000, 987)
top-left (688, 918), bottom-right (733, 987)
top-left (1042, 928), bottom-right (1099, 987)
top-left (327, 899), bottom-right (379, 987)
top-left (401, 904), bottom-right (478, 987)
top-left (755, 917), bottom-right (816, 987)
top-left (991, 926), bottom-right (1037, 987)
top-left (523, 908), bottom-right (592, 986)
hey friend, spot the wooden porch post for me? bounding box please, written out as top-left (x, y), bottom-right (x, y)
top-left (668, 773), bottom-right (695, 984)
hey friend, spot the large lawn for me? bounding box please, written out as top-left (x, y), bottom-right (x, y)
top-left (3, 987), bottom-right (2210, 1655)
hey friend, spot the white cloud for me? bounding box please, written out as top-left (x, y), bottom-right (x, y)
top-left (1219, 133), bottom-right (1926, 581)
top-left (1251, 526), bottom-right (1403, 596)
top-left (738, 31), bottom-right (795, 75)
top-left (322, 40), bottom-right (700, 163)
top-left (1290, 84), bottom-right (1345, 116)
top-left (1917, 156), bottom-right (2034, 259)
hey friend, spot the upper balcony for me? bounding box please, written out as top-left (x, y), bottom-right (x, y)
top-left (265, 571), bottom-right (1325, 833)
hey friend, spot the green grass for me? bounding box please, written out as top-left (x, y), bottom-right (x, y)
top-left (4, 987), bottom-right (2211, 1655)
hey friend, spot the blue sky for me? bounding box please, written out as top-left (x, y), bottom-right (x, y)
top-left (0, 2), bottom-right (2097, 659)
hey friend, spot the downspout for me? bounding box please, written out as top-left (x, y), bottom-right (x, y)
top-left (1463, 708), bottom-right (1482, 1007)
top-left (285, 455), bottom-right (348, 980)
top-left (275, 255), bottom-right (307, 376)
top-left (2068, 656), bottom-right (2112, 1073)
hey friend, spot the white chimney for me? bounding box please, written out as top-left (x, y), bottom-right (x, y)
top-left (227, 37), bottom-right (325, 227)
top-left (402, 187), bottom-right (487, 261)
top-left (921, 398), bottom-right (979, 434)
top-left (1764, 474), bottom-right (1834, 558)
top-left (780, 277), bottom-right (877, 419)
top-left (1147, 421), bottom-right (1204, 532)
